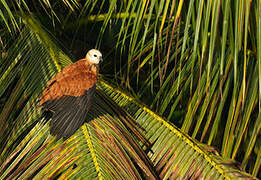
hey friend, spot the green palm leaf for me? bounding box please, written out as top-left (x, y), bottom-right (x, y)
top-left (0, 15), bottom-right (256, 179)
top-left (1, 0), bottom-right (261, 178)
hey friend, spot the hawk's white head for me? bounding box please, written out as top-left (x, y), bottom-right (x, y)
top-left (85, 49), bottom-right (102, 64)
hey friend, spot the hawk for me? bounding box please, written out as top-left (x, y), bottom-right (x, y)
top-left (40, 49), bottom-right (102, 139)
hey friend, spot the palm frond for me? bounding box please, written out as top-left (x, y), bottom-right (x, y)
top-left (0, 78), bottom-right (257, 179)
top-left (1, 0), bottom-right (261, 178)
top-left (0, 14), bottom-right (256, 179)
top-left (0, 15), bottom-right (71, 155)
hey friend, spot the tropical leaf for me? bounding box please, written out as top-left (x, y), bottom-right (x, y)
top-left (1, 0), bottom-right (261, 178)
top-left (0, 13), bottom-right (256, 179)
top-left (99, 80), bottom-right (257, 179)
top-left (0, 79), bottom-right (257, 179)
top-left (96, 1), bottom-right (261, 178)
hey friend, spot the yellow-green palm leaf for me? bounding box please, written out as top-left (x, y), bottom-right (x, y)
top-left (0, 16), bottom-right (256, 179)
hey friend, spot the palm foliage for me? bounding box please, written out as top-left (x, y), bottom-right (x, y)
top-left (0, 16), bottom-right (255, 179)
top-left (1, 0), bottom-right (261, 179)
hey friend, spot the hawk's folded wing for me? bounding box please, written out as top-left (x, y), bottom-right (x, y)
top-left (40, 59), bottom-right (98, 139)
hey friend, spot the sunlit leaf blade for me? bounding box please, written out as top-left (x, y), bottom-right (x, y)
top-left (1, 0), bottom-right (261, 178)
top-left (0, 14), bottom-right (256, 179)
top-left (99, 80), bottom-right (256, 179)
top-left (0, 17), bottom-right (73, 167)
top-left (0, 78), bottom-right (257, 179)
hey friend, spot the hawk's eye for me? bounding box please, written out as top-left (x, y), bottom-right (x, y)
top-left (94, 54), bottom-right (97, 57)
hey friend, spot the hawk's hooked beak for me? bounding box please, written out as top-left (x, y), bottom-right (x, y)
top-left (99, 56), bottom-right (103, 63)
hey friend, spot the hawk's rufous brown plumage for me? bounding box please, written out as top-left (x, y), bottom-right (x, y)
top-left (40, 49), bottom-right (102, 139)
